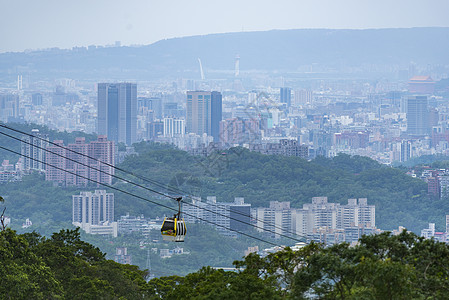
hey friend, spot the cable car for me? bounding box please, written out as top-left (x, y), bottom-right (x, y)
top-left (161, 197), bottom-right (186, 242)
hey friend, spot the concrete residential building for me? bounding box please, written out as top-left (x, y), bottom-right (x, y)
top-left (21, 129), bottom-right (49, 172)
top-left (115, 247), bottom-right (132, 264)
top-left (183, 196), bottom-right (251, 236)
top-left (253, 197), bottom-right (377, 243)
top-left (45, 140), bottom-right (66, 184)
top-left (98, 83), bottom-right (137, 145)
top-left (163, 117), bottom-right (185, 138)
top-left (337, 198), bottom-right (375, 229)
top-left (45, 136), bottom-right (114, 186)
top-left (300, 197), bottom-right (339, 234)
top-left (65, 137), bottom-right (89, 187)
top-left (72, 190), bottom-right (117, 237)
top-left (254, 201), bottom-right (294, 239)
top-left (294, 89), bottom-right (313, 106)
top-left (88, 136), bottom-right (115, 186)
top-left (72, 190), bottom-right (114, 225)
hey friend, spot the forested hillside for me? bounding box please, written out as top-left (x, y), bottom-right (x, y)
top-left (1, 140), bottom-right (447, 277)
top-left (0, 141), bottom-right (442, 233)
top-left (120, 143), bottom-right (438, 232)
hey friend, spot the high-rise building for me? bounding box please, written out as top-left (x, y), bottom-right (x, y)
top-left (45, 136), bottom-right (114, 186)
top-left (72, 190), bottom-right (114, 225)
top-left (138, 97), bottom-right (163, 119)
top-left (98, 83), bottom-right (137, 145)
top-left (186, 91), bottom-right (222, 142)
top-left (255, 201), bottom-right (294, 239)
top-left (163, 117), bottom-right (185, 138)
top-left (72, 190), bottom-right (117, 237)
top-left (45, 140), bottom-right (66, 184)
top-left (400, 140), bottom-right (411, 162)
top-left (337, 198), bottom-right (375, 229)
top-left (294, 89), bottom-right (313, 106)
top-left (88, 136), bottom-right (115, 186)
top-left (31, 93), bottom-right (43, 106)
top-left (407, 96), bottom-right (429, 136)
top-left (210, 91), bottom-right (222, 142)
top-left (183, 196), bottom-right (251, 236)
top-left (252, 197), bottom-right (376, 242)
top-left (65, 137), bottom-right (89, 187)
top-left (280, 87), bottom-right (292, 107)
top-left (0, 94), bottom-right (20, 122)
top-left (147, 121), bottom-right (164, 140)
top-left (21, 129), bottom-right (49, 172)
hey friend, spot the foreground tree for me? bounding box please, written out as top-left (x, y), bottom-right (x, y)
top-left (0, 228), bottom-right (63, 299)
top-left (0, 228), bottom-right (150, 299)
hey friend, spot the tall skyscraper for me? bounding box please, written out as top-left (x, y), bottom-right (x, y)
top-left (280, 87), bottom-right (292, 107)
top-left (210, 91), bottom-right (222, 142)
top-left (407, 96), bottom-right (429, 136)
top-left (98, 83), bottom-right (137, 145)
top-left (186, 91), bottom-right (222, 142)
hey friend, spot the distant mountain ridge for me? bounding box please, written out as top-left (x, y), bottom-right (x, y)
top-left (1, 27), bottom-right (448, 80)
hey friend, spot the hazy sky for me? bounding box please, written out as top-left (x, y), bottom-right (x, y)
top-left (1, 0), bottom-right (448, 53)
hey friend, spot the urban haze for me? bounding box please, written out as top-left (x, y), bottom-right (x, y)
top-left (0, 1), bottom-right (449, 298)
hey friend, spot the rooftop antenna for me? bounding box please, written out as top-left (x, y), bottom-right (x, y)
top-left (234, 54), bottom-right (240, 77)
top-left (198, 58), bottom-right (205, 80)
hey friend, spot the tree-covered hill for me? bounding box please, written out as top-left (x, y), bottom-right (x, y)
top-left (0, 140), bottom-right (441, 234)
top-left (119, 144), bottom-right (439, 232)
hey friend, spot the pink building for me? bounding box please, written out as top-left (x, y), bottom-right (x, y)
top-left (88, 136), bottom-right (115, 186)
top-left (46, 140), bottom-right (66, 184)
top-left (46, 136), bottom-right (114, 186)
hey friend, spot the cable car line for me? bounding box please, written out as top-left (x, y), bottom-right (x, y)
top-left (0, 124), bottom-right (307, 241)
top-left (0, 123), bottom-right (304, 239)
top-left (0, 144), bottom-right (283, 247)
top-left (1, 123), bottom-right (271, 231)
top-left (1, 130), bottom-right (306, 243)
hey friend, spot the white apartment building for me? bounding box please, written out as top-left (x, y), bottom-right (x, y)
top-left (183, 196), bottom-right (251, 236)
top-left (72, 190), bottom-right (117, 237)
top-left (253, 197), bottom-right (376, 242)
top-left (163, 117), bottom-right (185, 138)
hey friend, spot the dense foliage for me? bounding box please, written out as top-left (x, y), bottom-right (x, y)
top-left (0, 228), bottom-right (149, 299)
top-left (79, 223), bottom-right (278, 277)
top-left (3, 226), bottom-right (449, 299)
top-left (146, 230), bottom-right (449, 299)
